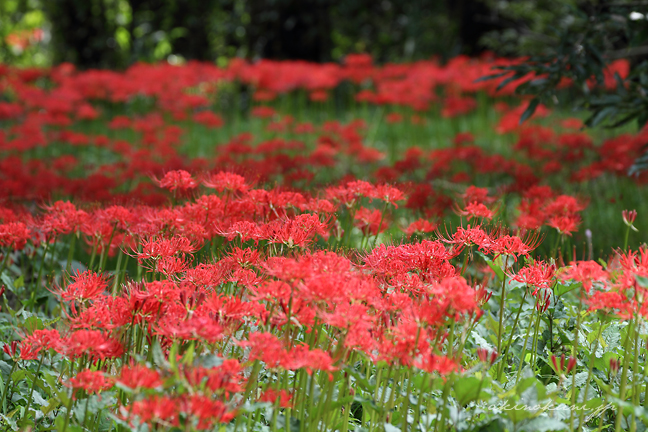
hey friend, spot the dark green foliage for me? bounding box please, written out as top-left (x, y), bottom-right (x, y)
top-left (480, 1), bottom-right (648, 173)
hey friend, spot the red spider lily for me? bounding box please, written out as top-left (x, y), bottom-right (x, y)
top-left (441, 95), bottom-right (477, 118)
top-left (202, 171), bottom-right (249, 194)
top-left (217, 221), bottom-right (262, 244)
top-left (561, 261), bottom-right (608, 294)
top-left (62, 329), bottom-right (124, 360)
top-left (261, 214), bottom-right (330, 248)
top-left (385, 112), bottom-right (403, 124)
top-left (240, 332), bottom-right (290, 369)
top-left (427, 276), bottom-right (479, 317)
top-left (41, 201), bottom-right (89, 237)
top-left (202, 293), bottom-right (267, 325)
top-left (181, 359), bottom-right (243, 395)
top-left (415, 354), bottom-right (459, 375)
top-left (2, 341), bottom-right (17, 358)
top-left (56, 270), bottom-right (108, 303)
top-left (354, 207), bottom-right (389, 237)
top-left (180, 394), bottom-right (237, 428)
top-left (154, 255), bottom-right (191, 276)
top-left (587, 291), bottom-right (633, 319)
top-left (68, 294), bottom-right (131, 331)
top-left (461, 186), bottom-right (495, 204)
top-left (373, 184), bottom-right (406, 208)
top-left (326, 180), bottom-right (377, 207)
top-left (491, 231), bottom-right (542, 261)
top-left (122, 395), bottom-right (179, 428)
top-left (547, 214), bottom-right (581, 236)
top-left (475, 283), bottom-right (493, 307)
top-left (511, 261), bottom-right (556, 295)
top-left (156, 314), bottom-right (224, 344)
top-left (118, 364), bottom-right (164, 390)
top-left (442, 224), bottom-right (494, 253)
top-left (288, 344), bottom-right (337, 379)
top-left (403, 219), bottom-right (438, 237)
top-left (136, 236), bottom-right (197, 262)
top-left (259, 388), bottom-right (294, 408)
top-left (67, 370), bottom-right (113, 394)
top-left (0, 222), bottom-right (31, 250)
top-left (153, 170), bottom-right (199, 193)
top-left (457, 202), bottom-right (495, 221)
top-left (251, 106), bottom-right (277, 118)
top-left (19, 329), bottom-right (62, 360)
top-left (192, 111), bottom-right (224, 128)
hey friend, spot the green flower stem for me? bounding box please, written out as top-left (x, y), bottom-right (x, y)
top-left (412, 372), bottom-right (429, 430)
top-left (629, 324), bottom-right (641, 432)
top-left (401, 369), bottom-right (415, 432)
top-left (34, 240), bottom-right (51, 292)
top-left (569, 302), bottom-right (583, 430)
top-left (65, 233), bottom-right (76, 277)
top-left (81, 394), bottom-right (91, 429)
top-left (578, 322), bottom-right (604, 432)
top-left (87, 240), bottom-right (98, 271)
top-left (21, 354), bottom-right (44, 427)
top-left (614, 319), bottom-right (635, 432)
top-left (0, 359), bottom-right (17, 414)
top-left (340, 352), bottom-right (355, 432)
top-left (529, 304), bottom-right (543, 374)
top-left (498, 289), bottom-right (528, 380)
top-left (496, 257), bottom-right (510, 355)
top-left (317, 371), bottom-right (337, 429)
top-left (517, 305), bottom-right (540, 385)
top-left (0, 250), bottom-right (11, 276)
top-left (61, 387), bottom-right (76, 432)
top-left (386, 367), bottom-right (401, 425)
top-left (643, 341), bottom-right (648, 411)
top-left (435, 373), bottom-right (454, 432)
top-left (376, 363), bottom-right (393, 425)
top-left (460, 249), bottom-right (470, 277)
top-left (371, 202), bottom-right (389, 250)
top-left (111, 246), bottom-right (124, 295)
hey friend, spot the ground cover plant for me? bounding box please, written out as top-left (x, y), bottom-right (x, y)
top-left (0, 54), bottom-right (648, 431)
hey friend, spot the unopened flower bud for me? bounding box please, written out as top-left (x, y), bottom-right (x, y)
top-left (566, 357), bottom-right (577, 374)
top-left (477, 348), bottom-right (498, 365)
top-left (622, 210), bottom-right (638, 232)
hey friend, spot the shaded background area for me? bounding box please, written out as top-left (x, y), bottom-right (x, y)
top-left (0, 0), bottom-right (514, 68)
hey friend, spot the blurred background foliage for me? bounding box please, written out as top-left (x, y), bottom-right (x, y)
top-left (0, 0), bottom-right (505, 68)
top-left (0, 0), bottom-right (645, 69)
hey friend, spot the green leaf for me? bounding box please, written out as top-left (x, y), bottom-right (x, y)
top-left (636, 275), bottom-right (648, 288)
top-left (276, 414), bottom-right (301, 432)
top-left (452, 375), bottom-right (485, 406)
top-left (586, 106), bottom-right (617, 127)
top-left (519, 99), bottom-right (540, 124)
top-left (521, 416), bottom-right (567, 432)
top-left (477, 252), bottom-right (505, 281)
top-left (40, 396), bottom-right (61, 415)
top-left (0, 413), bottom-right (18, 431)
top-left (353, 395), bottom-right (381, 414)
top-left (21, 316), bottom-right (43, 335)
top-left (12, 276), bottom-right (23, 290)
top-left (554, 281), bottom-right (579, 297)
